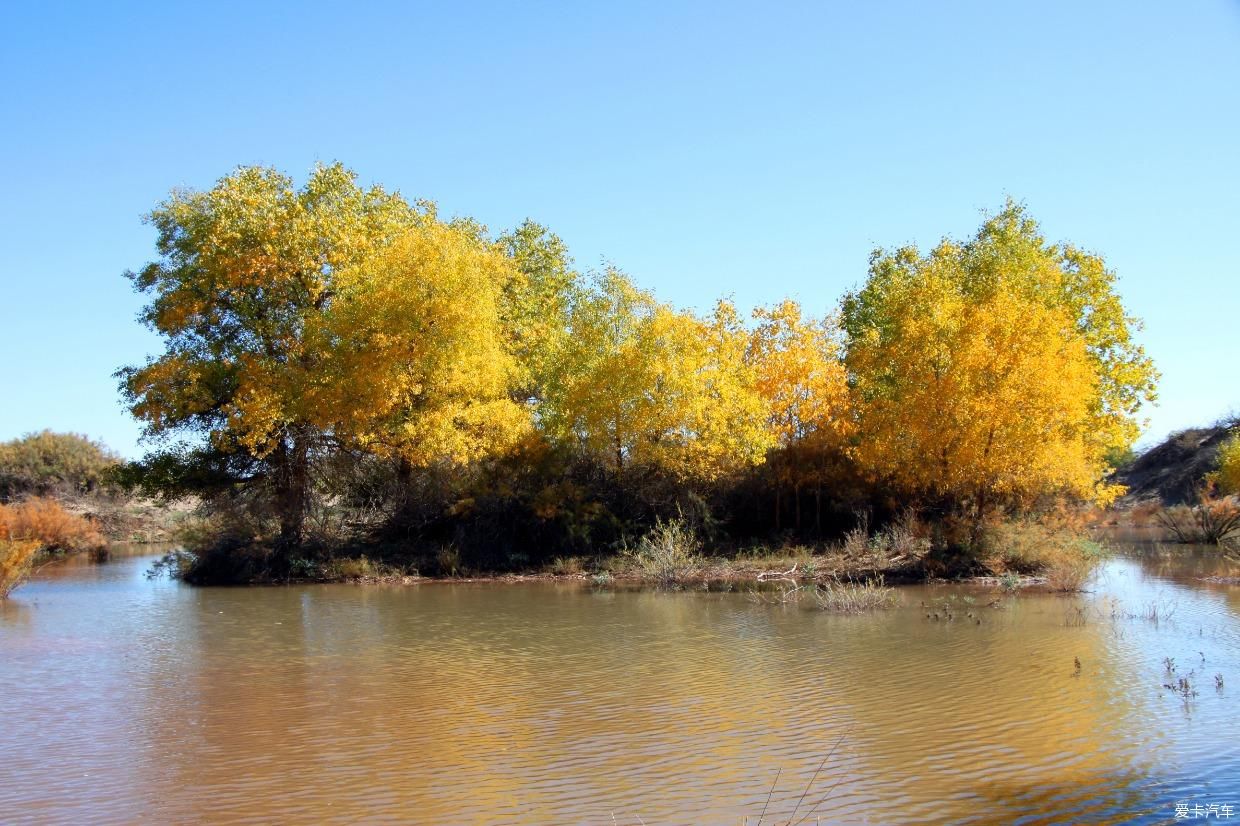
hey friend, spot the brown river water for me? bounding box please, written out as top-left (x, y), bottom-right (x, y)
top-left (2, 544), bottom-right (1238, 824)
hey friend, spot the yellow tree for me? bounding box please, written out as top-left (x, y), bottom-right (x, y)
top-left (119, 164), bottom-right (526, 557)
top-left (1212, 431), bottom-right (1240, 494)
top-left (539, 269), bottom-right (771, 486)
top-left (842, 203), bottom-right (1157, 516)
top-left (747, 300), bottom-right (853, 530)
top-left (495, 220), bottom-right (579, 403)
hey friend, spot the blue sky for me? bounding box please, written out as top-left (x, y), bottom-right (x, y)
top-left (1, 1), bottom-right (1237, 457)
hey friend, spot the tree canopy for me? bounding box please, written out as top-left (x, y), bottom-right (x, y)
top-left (118, 170), bottom-right (1158, 567)
top-left (841, 201), bottom-right (1157, 512)
top-left (539, 269), bottom-right (771, 484)
top-left (119, 164), bottom-right (527, 554)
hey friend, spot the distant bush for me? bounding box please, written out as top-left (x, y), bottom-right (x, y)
top-left (1157, 492), bottom-right (1240, 546)
top-left (0, 431), bottom-right (120, 500)
top-left (0, 497), bottom-right (107, 555)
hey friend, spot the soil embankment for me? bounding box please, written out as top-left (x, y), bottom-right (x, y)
top-left (1116, 424), bottom-right (1235, 505)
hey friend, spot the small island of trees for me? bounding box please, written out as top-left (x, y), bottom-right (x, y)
top-left (78, 161), bottom-right (1163, 587)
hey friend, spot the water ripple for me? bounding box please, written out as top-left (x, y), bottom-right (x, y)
top-left (1, 550), bottom-right (1238, 824)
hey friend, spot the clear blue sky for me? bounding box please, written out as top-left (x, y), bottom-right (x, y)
top-left (2, 1), bottom-right (1237, 458)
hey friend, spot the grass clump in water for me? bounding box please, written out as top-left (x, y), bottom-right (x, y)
top-left (624, 517), bottom-right (701, 587)
top-left (813, 575), bottom-right (896, 612)
top-left (979, 517), bottom-right (1104, 592)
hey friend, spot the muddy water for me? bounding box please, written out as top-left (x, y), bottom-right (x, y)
top-left (2, 546), bottom-right (1238, 825)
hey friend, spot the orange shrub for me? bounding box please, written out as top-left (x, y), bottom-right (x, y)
top-left (0, 497), bottom-right (106, 554)
top-left (0, 538), bottom-right (41, 598)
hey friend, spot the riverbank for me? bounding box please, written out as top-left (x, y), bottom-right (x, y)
top-left (153, 520), bottom-right (1105, 596)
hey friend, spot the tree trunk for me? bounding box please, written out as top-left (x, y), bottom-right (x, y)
top-left (970, 427), bottom-right (996, 544)
top-left (815, 486), bottom-right (822, 537)
top-left (272, 430), bottom-right (309, 569)
top-left (794, 482), bottom-right (802, 531)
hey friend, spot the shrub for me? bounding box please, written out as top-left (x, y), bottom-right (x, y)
top-left (548, 556), bottom-right (585, 575)
top-left (0, 497), bottom-right (106, 554)
top-left (978, 517), bottom-right (1101, 591)
top-left (1044, 555), bottom-right (1095, 592)
top-left (870, 509), bottom-right (931, 559)
top-left (1157, 493), bottom-right (1240, 545)
top-left (0, 539), bottom-right (41, 598)
top-left (625, 517), bottom-right (702, 586)
top-left (0, 431), bottom-right (120, 500)
top-left (814, 576), bottom-right (896, 612)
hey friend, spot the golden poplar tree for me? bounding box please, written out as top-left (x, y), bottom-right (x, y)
top-left (539, 269), bottom-right (771, 485)
top-left (747, 300), bottom-right (853, 529)
top-left (842, 202), bottom-right (1157, 513)
top-left (119, 164), bottom-right (526, 555)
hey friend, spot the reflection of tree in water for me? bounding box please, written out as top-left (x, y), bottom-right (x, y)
top-left (81, 563), bottom-right (1240, 823)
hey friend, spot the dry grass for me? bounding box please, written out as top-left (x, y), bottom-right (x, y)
top-left (1128, 499), bottom-right (1162, 528)
top-left (979, 517), bottom-right (1101, 592)
top-left (837, 510), bottom-right (931, 562)
top-left (324, 555), bottom-right (382, 580)
top-left (624, 518), bottom-right (702, 587)
top-left (1156, 494), bottom-right (1240, 545)
top-left (814, 575), bottom-right (897, 612)
top-left (547, 556), bottom-right (585, 576)
top-left (0, 497), bottom-right (106, 555)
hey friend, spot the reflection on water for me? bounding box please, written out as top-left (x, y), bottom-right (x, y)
top-left (1, 544), bottom-right (1238, 824)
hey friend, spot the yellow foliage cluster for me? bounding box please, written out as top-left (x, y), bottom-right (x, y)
top-left (120, 168), bottom-right (1156, 546)
top-left (539, 271), bottom-right (773, 482)
top-left (123, 165), bottom-right (525, 470)
top-left (842, 203), bottom-right (1156, 511)
top-left (1211, 432), bottom-right (1240, 495)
